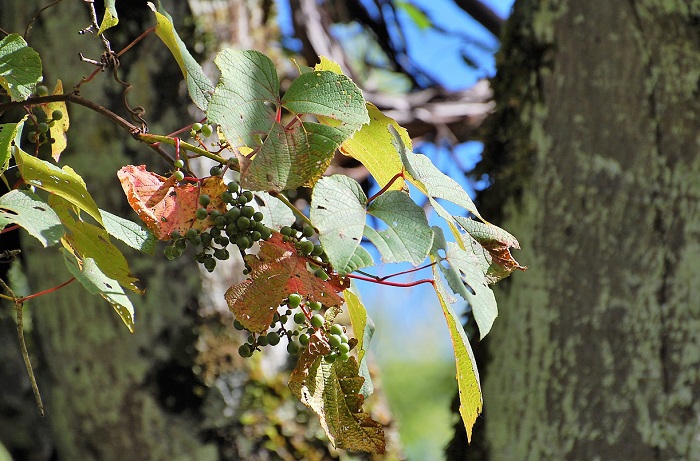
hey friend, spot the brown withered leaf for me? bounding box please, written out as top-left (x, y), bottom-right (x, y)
top-left (225, 233), bottom-right (347, 332)
top-left (117, 165), bottom-right (226, 240)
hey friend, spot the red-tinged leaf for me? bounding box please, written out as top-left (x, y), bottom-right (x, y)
top-left (117, 165), bottom-right (226, 240)
top-left (225, 233), bottom-right (348, 332)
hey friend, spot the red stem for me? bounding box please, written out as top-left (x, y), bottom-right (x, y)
top-left (0, 224), bottom-right (20, 234)
top-left (357, 262), bottom-right (436, 282)
top-left (117, 27), bottom-right (155, 58)
top-left (366, 171), bottom-right (405, 204)
top-left (17, 277), bottom-right (76, 303)
top-left (347, 273), bottom-right (434, 288)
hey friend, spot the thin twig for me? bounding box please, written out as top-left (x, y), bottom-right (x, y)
top-left (24, 0), bottom-right (64, 39)
top-left (355, 261), bottom-right (436, 282)
top-left (347, 273), bottom-right (434, 288)
top-left (0, 278), bottom-right (44, 416)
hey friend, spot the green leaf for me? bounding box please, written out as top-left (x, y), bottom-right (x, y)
top-left (345, 287), bottom-right (374, 398)
top-left (390, 125), bottom-right (483, 220)
top-left (240, 121), bottom-right (347, 192)
top-left (149, 2), bottom-right (214, 111)
top-left (340, 103), bottom-right (408, 190)
top-left (100, 208), bottom-right (156, 255)
top-left (310, 175), bottom-right (372, 275)
top-left (282, 70), bottom-right (369, 136)
top-left (0, 34), bottom-right (42, 101)
top-left (365, 190), bottom-right (433, 265)
top-left (62, 249), bottom-right (135, 332)
top-left (207, 49), bottom-right (279, 147)
top-left (13, 148), bottom-right (103, 225)
top-left (396, 1), bottom-right (432, 30)
top-left (0, 118), bottom-right (25, 175)
top-left (431, 227), bottom-right (497, 339)
top-left (432, 262), bottom-right (482, 442)
top-left (251, 192), bottom-right (295, 230)
top-left (0, 190), bottom-right (63, 247)
top-left (289, 352), bottom-right (385, 453)
top-left (97, 0), bottom-right (119, 35)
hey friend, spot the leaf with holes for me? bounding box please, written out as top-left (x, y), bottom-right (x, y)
top-left (149, 2), bottom-right (214, 111)
top-left (40, 80), bottom-right (69, 161)
top-left (117, 165), bottom-right (226, 240)
top-left (62, 249), bottom-right (135, 332)
top-left (14, 147), bottom-right (102, 225)
top-left (225, 233), bottom-right (347, 332)
top-left (365, 190), bottom-right (433, 265)
top-left (345, 287), bottom-right (374, 398)
top-left (289, 351), bottom-right (385, 453)
top-left (311, 175), bottom-right (372, 275)
top-left (0, 34), bottom-right (42, 101)
top-left (0, 190), bottom-right (63, 247)
top-left (454, 216), bottom-right (526, 283)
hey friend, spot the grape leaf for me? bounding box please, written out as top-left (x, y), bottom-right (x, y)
top-left (225, 233), bottom-right (347, 332)
top-left (282, 70), bottom-right (368, 137)
top-left (341, 103), bottom-right (409, 190)
top-left (390, 125), bottom-right (482, 220)
top-left (62, 249), bottom-right (135, 333)
top-left (432, 262), bottom-right (482, 442)
top-left (208, 51), bottom-right (368, 191)
top-left (239, 121), bottom-right (347, 192)
top-left (13, 148), bottom-right (103, 225)
top-left (454, 216), bottom-right (526, 282)
top-left (365, 190), bottom-right (433, 265)
top-left (97, 0), bottom-right (119, 35)
top-left (310, 175), bottom-right (372, 275)
top-left (148, 2), bottom-right (214, 111)
top-left (431, 226), bottom-right (497, 338)
top-left (100, 208), bottom-right (156, 255)
top-left (0, 118), bottom-right (25, 175)
top-left (40, 80), bottom-right (69, 161)
top-left (117, 165), bottom-right (226, 240)
top-left (49, 195), bottom-right (142, 294)
top-left (289, 351), bottom-right (385, 453)
top-left (345, 287), bottom-right (374, 398)
top-left (0, 190), bottom-right (64, 247)
top-left (0, 34), bottom-right (42, 101)
top-left (207, 49), bottom-right (279, 147)
top-left (251, 192), bottom-right (295, 231)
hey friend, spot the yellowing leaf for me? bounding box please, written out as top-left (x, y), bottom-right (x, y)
top-left (41, 80), bottom-right (69, 161)
top-left (341, 104), bottom-right (408, 190)
top-left (432, 262), bottom-right (482, 442)
top-left (14, 148), bottom-right (103, 225)
top-left (314, 56), bottom-right (343, 74)
top-left (289, 351), bottom-right (385, 453)
top-left (97, 0), bottom-right (119, 35)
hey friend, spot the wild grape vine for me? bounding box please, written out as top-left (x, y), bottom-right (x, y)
top-left (0, 1), bottom-right (525, 453)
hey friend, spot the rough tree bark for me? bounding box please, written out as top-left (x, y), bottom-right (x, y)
top-left (449, 1), bottom-right (700, 459)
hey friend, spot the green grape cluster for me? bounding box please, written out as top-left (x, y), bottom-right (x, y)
top-left (163, 181), bottom-right (272, 272)
top-left (190, 122), bottom-right (214, 138)
top-left (234, 293), bottom-right (353, 362)
top-left (26, 109), bottom-right (63, 145)
top-left (279, 225), bottom-right (330, 279)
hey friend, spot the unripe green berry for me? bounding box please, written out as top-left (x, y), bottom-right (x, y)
top-left (173, 158), bottom-right (185, 169)
top-left (315, 268), bottom-right (329, 280)
top-left (293, 312), bottom-right (306, 324)
top-left (267, 331), bottom-right (281, 346)
top-left (252, 211), bottom-right (264, 222)
top-left (340, 333), bottom-right (349, 344)
top-left (192, 122), bottom-right (203, 132)
top-left (203, 257), bottom-right (216, 272)
top-left (227, 181), bottom-right (238, 193)
top-left (330, 324), bottom-right (344, 336)
top-left (299, 240), bottom-right (314, 255)
top-left (238, 344), bottom-right (253, 358)
top-left (287, 341), bottom-right (300, 354)
top-left (257, 335), bottom-right (268, 346)
top-left (38, 122), bottom-right (49, 133)
top-left (280, 226), bottom-right (293, 236)
top-left (196, 207), bottom-right (208, 220)
top-left (51, 110), bottom-right (63, 120)
top-left (220, 191), bottom-right (233, 203)
top-left (185, 228), bottom-right (198, 239)
top-left (299, 333), bottom-right (310, 346)
top-left (198, 194), bottom-right (210, 207)
top-left (173, 170), bottom-right (185, 181)
top-left (210, 165), bottom-right (222, 176)
top-left (170, 230), bottom-right (181, 240)
top-left (324, 353), bottom-right (337, 363)
top-left (339, 352), bottom-right (350, 362)
top-left (35, 85), bottom-right (49, 97)
top-left (241, 206), bottom-right (255, 218)
top-left (329, 334), bottom-right (342, 348)
top-left (250, 231), bottom-right (262, 242)
top-left (338, 343), bottom-right (350, 354)
top-left (312, 244), bottom-right (324, 256)
top-left (288, 293), bottom-right (302, 308)
top-left (302, 226), bottom-right (314, 237)
top-left (200, 124), bottom-right (213, 137)
top-left (310, 314), bottom-right (324, 328)
top-left (233, 319), bottom-right (245, 330)
top-left (308, 301), bottom-right (322, 311)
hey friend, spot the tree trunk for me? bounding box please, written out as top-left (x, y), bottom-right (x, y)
top-left (451, 1), bottom-right (700, 459)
